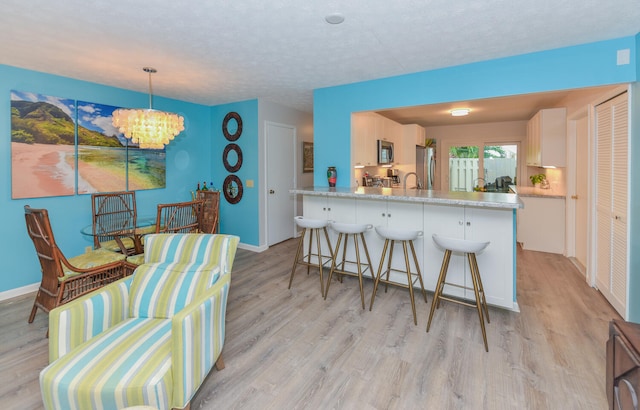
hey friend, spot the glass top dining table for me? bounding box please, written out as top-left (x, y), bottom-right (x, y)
top-left (80, 216), bottom-right (157, 255)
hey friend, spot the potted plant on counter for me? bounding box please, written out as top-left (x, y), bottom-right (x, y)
top-left (530, 173), bottom-right (546, 188)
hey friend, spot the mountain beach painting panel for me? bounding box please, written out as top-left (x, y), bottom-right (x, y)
top-left (11, 91), bottom-right (77, 199)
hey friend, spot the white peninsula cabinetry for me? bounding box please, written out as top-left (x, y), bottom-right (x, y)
top-left (526, 107), bottom-right (567, 167)
top-left (355, 198), bottom-right (425, 281)
top-left (422, 204), bottom-right (515, 308)
top-left (516, 196), bottom-right (565, 254)
top-left (303, 195), bottom-right (356, 251)
top-left (295, 187), bottom-right (521, 311)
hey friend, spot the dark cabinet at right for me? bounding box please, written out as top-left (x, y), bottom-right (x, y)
top-left (607, 319), bottom-right (640, 409)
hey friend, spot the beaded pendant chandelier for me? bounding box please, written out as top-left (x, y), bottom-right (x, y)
top-left (112, 67), bottom-right (184, 149)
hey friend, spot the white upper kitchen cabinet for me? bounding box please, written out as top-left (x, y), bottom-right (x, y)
top-left (351, 113), bottom-right (377, 167)
top-left (526, 107), bottom-right (567, 167)
top-left (352, 112), bottom-right (405, 167)
top-left (398, 124), bottom-right (426, 165)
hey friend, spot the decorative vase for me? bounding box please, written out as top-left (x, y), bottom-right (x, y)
top-left (327, 166), bottom-right (337, 187)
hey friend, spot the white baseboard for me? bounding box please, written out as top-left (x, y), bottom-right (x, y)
top-left (0, 282), bottom-right (39, 302)
top-left (238, 242), bottom-right (268, 253)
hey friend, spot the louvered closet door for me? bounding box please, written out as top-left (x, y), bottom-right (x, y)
top-left (610, 95), bottom-right (628, 311)
top-left (595, 92), bottom-right (628, 317)
top-left (595, 101), bottom-right (612, 296)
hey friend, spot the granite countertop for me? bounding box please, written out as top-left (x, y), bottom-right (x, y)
top-left (508, 185), bottom-right (566, 199)
top-left (290, 186), bottom-right (523, 209)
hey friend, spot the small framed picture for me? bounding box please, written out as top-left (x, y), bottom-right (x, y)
top-left (303, 141), bottom-right (314, 173)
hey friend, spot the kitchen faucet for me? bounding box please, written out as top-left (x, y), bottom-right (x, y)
top-left (403, 172), bottom-right (423, 189)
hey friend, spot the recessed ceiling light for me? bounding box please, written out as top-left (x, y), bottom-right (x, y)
top-left (325, 13), bottom-right (345, 24)
top-left (450, 108), bottom-right (471, 117)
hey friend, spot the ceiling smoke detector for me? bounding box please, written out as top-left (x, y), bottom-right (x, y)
top-left (325, 13), bottom-right (345, 24)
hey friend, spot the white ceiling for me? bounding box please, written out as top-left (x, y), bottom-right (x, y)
top-left (1, 0), bottom-right (638, 123)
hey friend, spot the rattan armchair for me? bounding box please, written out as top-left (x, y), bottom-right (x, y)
top-left (24, 206), bottom-right (134, 324)
top-left (91, 191), bottom-right (140, 255)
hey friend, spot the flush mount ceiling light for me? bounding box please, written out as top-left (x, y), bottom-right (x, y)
top-left (325, 13), bottom-right (345, 24)
top-left (112, 67), bottom-right (185, 149)
top-left (450, 108), bottom-right (471, 117)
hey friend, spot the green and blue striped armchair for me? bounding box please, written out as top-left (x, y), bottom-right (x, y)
top-left (40, 233), bottom-right (239, 410)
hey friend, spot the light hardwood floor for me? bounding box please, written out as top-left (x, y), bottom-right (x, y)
top-left (0, 239), bottom-right (620, 409)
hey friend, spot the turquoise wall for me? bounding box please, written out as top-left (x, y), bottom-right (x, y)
top-left (313, 36), bottom-right (637, 187)
top-left (313, 34), bottom-right (640, 320)
top-left (0, 65), bottom-right (261, 294)
top-left (211, 100), bottom-right (259, 245)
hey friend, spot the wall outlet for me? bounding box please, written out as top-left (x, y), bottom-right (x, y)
top-left (246, 179), bottom-right (254, 188)
top-left (85, 246), bottom-right (92, 253)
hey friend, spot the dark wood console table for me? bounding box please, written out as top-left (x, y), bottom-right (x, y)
top-left (607, 319), bottom-right (640, 409)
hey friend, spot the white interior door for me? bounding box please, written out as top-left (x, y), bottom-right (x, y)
top-left (266, 122), bottom-right (296, 246)
top-left (574, 115), bottom-right (589, 270)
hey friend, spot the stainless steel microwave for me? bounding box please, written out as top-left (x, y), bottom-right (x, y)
top-left (377, 140), bottom-right (394, 164)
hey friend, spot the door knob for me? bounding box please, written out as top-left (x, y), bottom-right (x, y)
top-left (571, 195), bottom-right (578, 199)
top-left (269, 189), bottom-right (275, 194)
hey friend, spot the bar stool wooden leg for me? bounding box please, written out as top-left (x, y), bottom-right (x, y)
top-left (289, 227), bottom-right (308, 289)
top-left (426, 249), bottom-right (451, 332)
top-left (353, 233), bottom-right (366, 309)
top-left (402, 240), bottom-right (418, 325)
top-left (359, 232), bottom-right (376, 282)
top-left (409, 240), bottom-right (428, 303)
top-left (470, 253), bottom-right (490, 323)
top-left (369, 239), bottom-right (390, 311)
top-left (324, 232), bottom-right (344, 299)
top-left (467, 252), bottom-right (488, 352)
top-left (315, 227), bottom-right (326, 297)
top-left (384, 239), bottom-right (394, 293)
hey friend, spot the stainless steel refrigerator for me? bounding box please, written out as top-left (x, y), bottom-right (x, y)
top-left (416, 145), bottom-right (436, 190)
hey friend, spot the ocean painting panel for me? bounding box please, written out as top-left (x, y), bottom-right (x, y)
top-left (127, 146), bottom-right (166, 191)
top-left (10, 90), bottom-right (76, 199)
top-left (76, 101), bottom-right (127, 194)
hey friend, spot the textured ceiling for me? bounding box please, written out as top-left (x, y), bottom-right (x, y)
top-left (1, 0), bottom-right (638, 120)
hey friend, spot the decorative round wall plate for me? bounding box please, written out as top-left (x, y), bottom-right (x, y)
top-left (222, 112), bottom-right (243, 141)
top-left (223, 143), bottom-right (243, 173)
top-left (223, 174), bottom-right (243, 204)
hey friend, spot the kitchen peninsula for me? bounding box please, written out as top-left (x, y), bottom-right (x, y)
top-left (291, 187), bottom-right (523, 311)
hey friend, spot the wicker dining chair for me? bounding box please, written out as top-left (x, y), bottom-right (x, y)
top-left (24, 206), bottom-right (132, 325)
top-left (91, 191), bottom-right (140, 255)
top-left (125, 200), bottom-right (206, 266)
top-left (156, 199), bottom-right (205, 234)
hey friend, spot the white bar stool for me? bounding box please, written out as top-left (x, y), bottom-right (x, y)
top-left (427, 234), bottom-right (491, 352)
top-left (369, 226), bottom-right (427, 325)
top-left (324, 222), bottom-right (375, 309)
top-left (289, 216), bottom-right (334, 296)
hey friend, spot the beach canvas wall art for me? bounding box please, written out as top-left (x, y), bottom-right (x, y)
top-left (11, 91), bottom-right (77, 199)
top-left (11, 91), bottom-right (167, 199)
